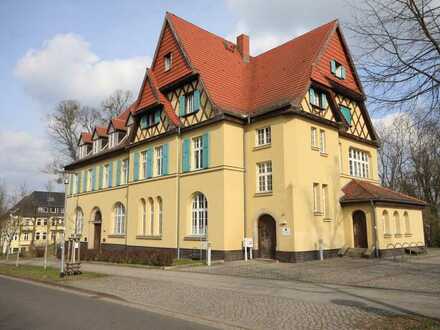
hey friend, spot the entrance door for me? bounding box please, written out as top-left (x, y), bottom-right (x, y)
top-left (258, 215), bottom-right (276, 259)
top-left (352, 210), bottom-right (368, 248)
top-left (93, 210), bottom-right (102, 250)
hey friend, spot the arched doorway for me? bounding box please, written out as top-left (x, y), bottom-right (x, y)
top-left (258, 214), bottom-right (276, 259)
top-left (352, 210), bottom-right (368, 248)
top-left (93, 209), bottom-right (102, 250)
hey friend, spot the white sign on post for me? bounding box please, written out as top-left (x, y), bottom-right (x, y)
top-left (243, 238), bottom-right (253, 261)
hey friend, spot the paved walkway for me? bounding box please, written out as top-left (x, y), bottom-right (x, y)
top-left (4, 252), bottom-right (440, 329)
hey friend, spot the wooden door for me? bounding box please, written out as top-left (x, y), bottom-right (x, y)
top-left (94, 223), bottom-right (101, 251)
top-left (352, 211), bottom-right (368, 248)
top-left (258, 215), bottom-right (276, 259)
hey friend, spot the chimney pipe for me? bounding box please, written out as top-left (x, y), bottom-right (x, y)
top-left (236, 34), bottom-right (250, 63)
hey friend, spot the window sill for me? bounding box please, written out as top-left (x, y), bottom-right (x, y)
top-left (311, 146), bottom-right (320, 151)
top-left (136, 235), bottom-right (162, 240)
top-left (254, 144), bottom-right (271, 151)
top-left (323, 218), bottom-right (332, 222)
top-left (384, 234), bottom-right (392, 238)
top-left (404, 233), bottom-right (412, 237)
top-left (107, 234), bottom-right (126, 239)
top-left (320, 152), bottom-right (328, 157)
top-left (254, 191), bottom-right (273, 197)
top-left (180, 109), bottom-right (200, 118)
top-left (184, 235), bottom-right (207, 241)
top-left (394, 234), bottom-right (403, 238)
top-left (140, 123), bottom-right (159, 130)
top-left (314, 211), bottom-right (324, 216)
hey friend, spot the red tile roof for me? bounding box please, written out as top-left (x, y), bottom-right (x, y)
top-left (79, 132), bottom-right (92, 145)
top-left (110, 118), bottom-right (127, 132)
top-left (93, 127), bottom-right (108, 138)
top-left (341, 180), bottom-right (426, 207)
top-left (166, 13), bottom-right (344, 114)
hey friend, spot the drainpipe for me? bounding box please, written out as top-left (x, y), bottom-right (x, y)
top-left (370, 199), bottom-right (379, 258)
top-left (125, 160), bottom-right (130, 259)
top-left (243, 115), bottom-right (250, 239)
top-left (176, 127), bottom-right (181, 259)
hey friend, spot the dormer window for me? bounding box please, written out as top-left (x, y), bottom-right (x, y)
top-left (164, 53), bottom-right (172, 71)
top-left (140, 110), bottom-right (160, 129)
top-left (330, 60), bottom-right (346, 79)
top-left (79, 145), bottom-right (89, 158)
top-left (309, 88), bottom-right (328, 109)
top-left (93, 139), bottom-right (101, 154)
top-left (109, 133), bottom-right (119, 148)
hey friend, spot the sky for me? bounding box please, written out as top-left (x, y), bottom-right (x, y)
top-left (0, 0), bottom-right (366, 193)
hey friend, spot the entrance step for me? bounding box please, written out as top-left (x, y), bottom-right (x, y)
top-left (255, 258), bottom-right (279, 263)
top-left (346, 248), bottom-right (367, 258)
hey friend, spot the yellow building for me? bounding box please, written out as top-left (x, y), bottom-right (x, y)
top-left (64, 13), bottom-right (425, 262)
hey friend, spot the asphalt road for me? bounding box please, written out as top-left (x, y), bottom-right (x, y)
top-left (0, 276), bottom-right (215, 330)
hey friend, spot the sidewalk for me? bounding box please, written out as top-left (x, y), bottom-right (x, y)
top-left (5, 257), bottom-right (440, 329)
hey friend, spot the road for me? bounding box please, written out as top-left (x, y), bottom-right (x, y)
top-left (0, 276), bottom-right (215, 330)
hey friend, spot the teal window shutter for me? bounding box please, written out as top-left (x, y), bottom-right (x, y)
top-left (182, 138), bottom-right (190, 172)
top-left (330, 60), bottom-right (336, 74)
top-left (179, 95), bottom-right (185, 116)
top-left (76, 173), bottom-right (80, 194)
top-left (133, 151), bottom-right (140, 181)
top-left (162, 144), bottom-right (169, 175)
top-left (82, 170), bottom-right (86, 193)
top-left (154, 110), bottom-right (161, 124)
top-left (146, 148), bottom-right (153, 178)
top-left (140, 116), bottom-right (147, 129)
top-left (92, 167), bottom-right (96, 191)
top-left (341, 66), bottom-right (346, 79)
top-left (116, 160), bottom-right (121, 186)
top-left (69, 174), bottom-right (73, 195)
top-left (321, 93), bottom-right (328, 109)
top-left (309, 88), bottom-right (316, 105)
top-left (202, 133), bottom-right (209, 169)
top-left (99, 165), bottom-right (103, 189)
top-left (340, 106), bottom-right (352, 124)
top-left (193, 90), bottom-right (200, 112)
top-left (108, 163), bottom-right (113, 187)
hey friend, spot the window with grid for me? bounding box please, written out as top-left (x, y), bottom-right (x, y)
top-left (155, 146), bottom-right (163, 176)
top-left (256, 127), bottom-right (271, 146)
top-left (87, 169), bottom-right (93, 191)
top-left (164, 53), bottom-right (172, 71)
top-left (311, 127), bottom-right (318, 148)
top-left (313, 183), bottom-right (320, 213)
top-left (122, 159), bottom-right (129, 184)
top-left (257, 161), bottom-right (272, 193)
top-left (158, 197), bottom-right (163, 235)
top-left (322, 184), bottom-right (329, 218)
top-left (103, 165), bottom-right (109, 188)
top-left (149, 198), bottom-right (154, 235)
top-left (319, 130), bottom-right (326, 154)
top-left (141, 151), bottom-right (147, 179)
top-left (193, 136), bottom-right (203, 170)
top-left (113, 203), bottom-right (125, 235)
top-left (185, 92), bottom-right (194, 115)
top-left (309, 88), bottom-right (328, 109)
top-left (192, 193), bottom-right (208, 236)
top-left (75, 208), bottom-right (83, 235)
top-left (348, 148), bottom-right (369, 178)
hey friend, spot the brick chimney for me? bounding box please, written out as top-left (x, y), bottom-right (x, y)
top-left (236, 34), bottom-right (250, 63)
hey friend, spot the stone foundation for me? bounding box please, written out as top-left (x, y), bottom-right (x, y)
top-left (275, 249), bottom-right (339, 263)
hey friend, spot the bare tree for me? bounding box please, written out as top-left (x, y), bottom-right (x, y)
top-left (79, 106), bottom-right (104, 134)
top-left (349, 0), bottom-right (440, 117)
top-left (101, 89), bottom-right (133, 121)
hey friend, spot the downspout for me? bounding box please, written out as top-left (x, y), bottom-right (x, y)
top-left (243, 115), bottom-right (250, 239)
top-left (125, 160), bottom-right (130, 259)
top-left (176, 127), bottom-right (181, 259)
top-left (370, 199), bottom-right (379, 258)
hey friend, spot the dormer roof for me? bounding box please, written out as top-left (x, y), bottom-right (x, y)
top-left (78, 132), bottom-right (92, 146)
top-left (92, 127), bottom-right (108, 140)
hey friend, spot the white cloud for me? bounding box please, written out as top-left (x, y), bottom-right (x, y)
top-left (0, 131), bottom-right (58, 192)
top-left (225, 0), bottom-right (353, 55)
top-left (14, 33), bottom-right (149, 107)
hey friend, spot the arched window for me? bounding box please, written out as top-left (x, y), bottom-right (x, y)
top-left (139, 199), bottom-right (146, 235)
top-left (393, 211), bottom-right (400, 235)
top-left (157, 197), bottom-right (163, 235)
top-left (192, 193), bottom-right (208, 236)
top-left (113, 203), bottom-right (125, 234)
top-left (148, 198), bottom-right (154, 235)
top-left (75, 208), bottom-right (84, 235)
top-left (383, 210), bottom-right (390, 235)
top-left (404, 212), bottom-right (410, 234)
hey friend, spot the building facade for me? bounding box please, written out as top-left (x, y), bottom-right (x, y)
top-left (2, 191), bottom-right (65, 254)
top-left (64, 13), bottom-right (425, 262)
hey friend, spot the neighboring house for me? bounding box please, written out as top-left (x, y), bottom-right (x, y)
top-left (2, 192), bottom-right (65, 254)
top-left (64, 13), bottom-right (426, 262)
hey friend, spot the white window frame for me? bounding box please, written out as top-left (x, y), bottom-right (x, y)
top-left (75, 208), bottom-right (83, 235)
top-left (349, 148), bottom-right (370, 178)
top-left (311, 127), bottom-right (318, 148)
top-left (72, 173), bottom-right (78, 194)
top-left (87, 169), bottom-right (93, 191)
top-left (113, 203), bottom-right (126, 235)
top-left (192, 193), bottom-right (208, 236)
top-left (383, 211), bottom-right (391, 235)
top-left (103, 164), bottom-right (109, 188)
top-left (193, 136), bottom-right (203, 170)
top-left (394, 211), bottom-right (401, 235)
top-left (322, 184), bottom-right (330, 218)
top-left (122, 159), bottom-right (129, 184)
top-left (157, 197), bottom-right (163, 236)
top-left (257, 161), bottom-right (273, 193)
top-left (309, 88), bottom-right (328, 109)
top-left (24, 232), bottom-right (29, 241)
top-left (155, 146), bottom-right (163, 176)
top-left (313, 183), bottom-right (321, 214)
top-left (109, 133), bottom-right (118, 148)
top-left (149, 198), bottom-right (154, 235)
top-left (320, 129), bottom-right (326, 154)
top-left (164, 53), bottom-right (172, 71)
top-left (141, 151), bottom-right (147, 179)
top-left (93, 139), bottom-right (101, 154)
top-left (185, 92), bottom-right (194, 115)
top-left (256, 127), bottom-right (271, 146)
top-left (404, 212), bottom-right (410, 234)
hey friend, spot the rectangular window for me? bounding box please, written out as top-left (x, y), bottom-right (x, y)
top-left (349, 148), bottom-right (370, 178)
top-left (87, 169), bottom-right (93, 191)
top-left (311, 127), bottom-right (318, 148)
top-left (122, 159), bottom-right (129, 184)
top-left (313, 183), bottom-right (321, 214)
top-left (256, 127), bottom-right (271, 146)
top-left (193, 136), bottom-right (203, 170)
top-left (257, 161), bottom-right (273, 193)
top-left (103, 165), bottom-right (109, 188)
top-left (72, 173), bottom-right (78, 194)
top-left (185, 92), bottom-right (194, 115)
top-left (24, 232), bottom-right (29, 240)
top-left (93, 139), bottom-right (101, 154)
top-left (109, 133), bottom-right (118, 148)
top-left (164, 53), bottom-right (172, 71)
top-left (320, 130), bottom-right (326, 154)
top-left (330, 59), bottom-right (346, 79)
top-left (141, 151), bottom-right (147, 179)
top-left (42, 232), bottom-right (47, 240)
top-left (322, 184), bottom-right (330, 218)
top-left (155, 146), bottom-right (163, 176)
top-left (309, 88), bottom-right (328, 109)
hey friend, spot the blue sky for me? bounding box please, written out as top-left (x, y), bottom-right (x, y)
top-left (0, 0), bottom-right (363, 192)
